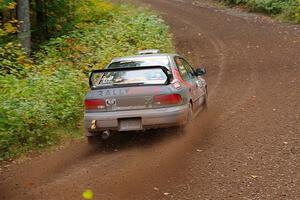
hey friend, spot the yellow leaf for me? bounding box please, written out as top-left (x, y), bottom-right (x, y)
top-left (4, 23), bottom-right (17, 34)
top-left (6, 2), bottom-right (17, 10)
top-left (82, 189), bottom-right (94, 199)
top-left (251, 175), bottom-right (258, 179)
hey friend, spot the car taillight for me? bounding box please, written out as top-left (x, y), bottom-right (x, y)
top-left (154, 94), bottom-right (182, 105)
top-left (85, 99), bottom-right (105, 110)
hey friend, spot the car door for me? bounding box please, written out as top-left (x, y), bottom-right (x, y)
top-left (174, 57), bottom-right (201, 110)
top-left (180, 58), bottom-right (206, 109)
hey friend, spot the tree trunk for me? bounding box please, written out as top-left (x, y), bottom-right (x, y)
top-left (17, 0), bottom-right (31, 55)
top-left (35, 0), bottom-right (47, 41)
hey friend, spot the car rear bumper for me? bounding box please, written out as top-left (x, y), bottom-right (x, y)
top-left (84, 105), bottom-right (189, 136)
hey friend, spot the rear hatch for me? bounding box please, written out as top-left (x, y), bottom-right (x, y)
top-left (85, 66), bottom-right (182, 112)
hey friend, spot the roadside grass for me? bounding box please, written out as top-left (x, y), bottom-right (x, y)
top-left (220, 0), bottom-right (300, 23)
top-left (0, 1), bottom-right (174, 161)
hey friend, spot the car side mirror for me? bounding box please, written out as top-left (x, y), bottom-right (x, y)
top-left (195, 67), bottom-right (206, 76)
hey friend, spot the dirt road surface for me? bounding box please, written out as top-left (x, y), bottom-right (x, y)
top-left (1, 0), bottom-right (299, 199)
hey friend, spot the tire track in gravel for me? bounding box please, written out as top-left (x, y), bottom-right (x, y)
top-left (149, 0), bottom-right (260, 117)
top-left (1, 0), bottom-right (299, 199)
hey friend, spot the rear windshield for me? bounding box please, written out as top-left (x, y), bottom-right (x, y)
top-left (91, 68), bottom-right (168, 87)
top-left (108, 57), bottom-right (170, 69)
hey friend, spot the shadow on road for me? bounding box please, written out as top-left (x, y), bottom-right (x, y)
top-left (84, 107), bottom-right (218, 157)
top-left (86, 126), bottom-right (186, 153)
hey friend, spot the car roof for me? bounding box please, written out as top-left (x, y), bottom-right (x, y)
top-left (111, 53), bottom-right (179, 63)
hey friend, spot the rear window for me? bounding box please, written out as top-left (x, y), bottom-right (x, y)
top-left (108, 57), bottom-right (170, 69)
top-left (91, 68), bottom-right (168, 87)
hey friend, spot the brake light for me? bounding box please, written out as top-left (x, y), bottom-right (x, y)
top-left (85, 99), bottom-right (105, 110)
top-left (154, 94), bottom-right (182, 105)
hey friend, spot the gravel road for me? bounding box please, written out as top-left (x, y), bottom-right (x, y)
top-left (1, 0), bottom-right (299, 199)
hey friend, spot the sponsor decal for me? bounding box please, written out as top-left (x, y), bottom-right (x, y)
top-left (97, 87), bottom-right (161, 97)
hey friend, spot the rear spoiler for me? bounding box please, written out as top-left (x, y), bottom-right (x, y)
top-left (89, 66), bottom-right (171, 89)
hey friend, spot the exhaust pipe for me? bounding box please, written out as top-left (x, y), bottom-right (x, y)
top-left (102, 130), bottom-right (110, 140)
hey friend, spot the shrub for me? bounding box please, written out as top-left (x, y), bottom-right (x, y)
top-left (221, 0), bottom-right (300, 23)
top-left (0, 1), bottom-right (174, 161)
top-left (0, 42), bottom-right (35, 77)
top-left (35, 5), bottom-right (173, 71)
top-left (0, 71), bottom-right (86, 160)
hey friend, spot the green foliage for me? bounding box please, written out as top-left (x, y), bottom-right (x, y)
top-left (74, 0), bottom-right (113, 24)
top-left (34, 4), bottom-right (174, 72)
top-left (0, 1), bottom-right (174, 161)
top-left (40, 0), bottom-right (77, 35)
top-left (31, 0), bottom-right (114, 39)
top-left (221, 0), bottom-right (300, 23)
top-left (0, 2), bottom-right (18, 43)
top-left (0, 0), bottom-right (15, 11)
top-left (0, 72), bottom-right (85, 160)
top-left (0, 42), bottom-right (33, 77)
